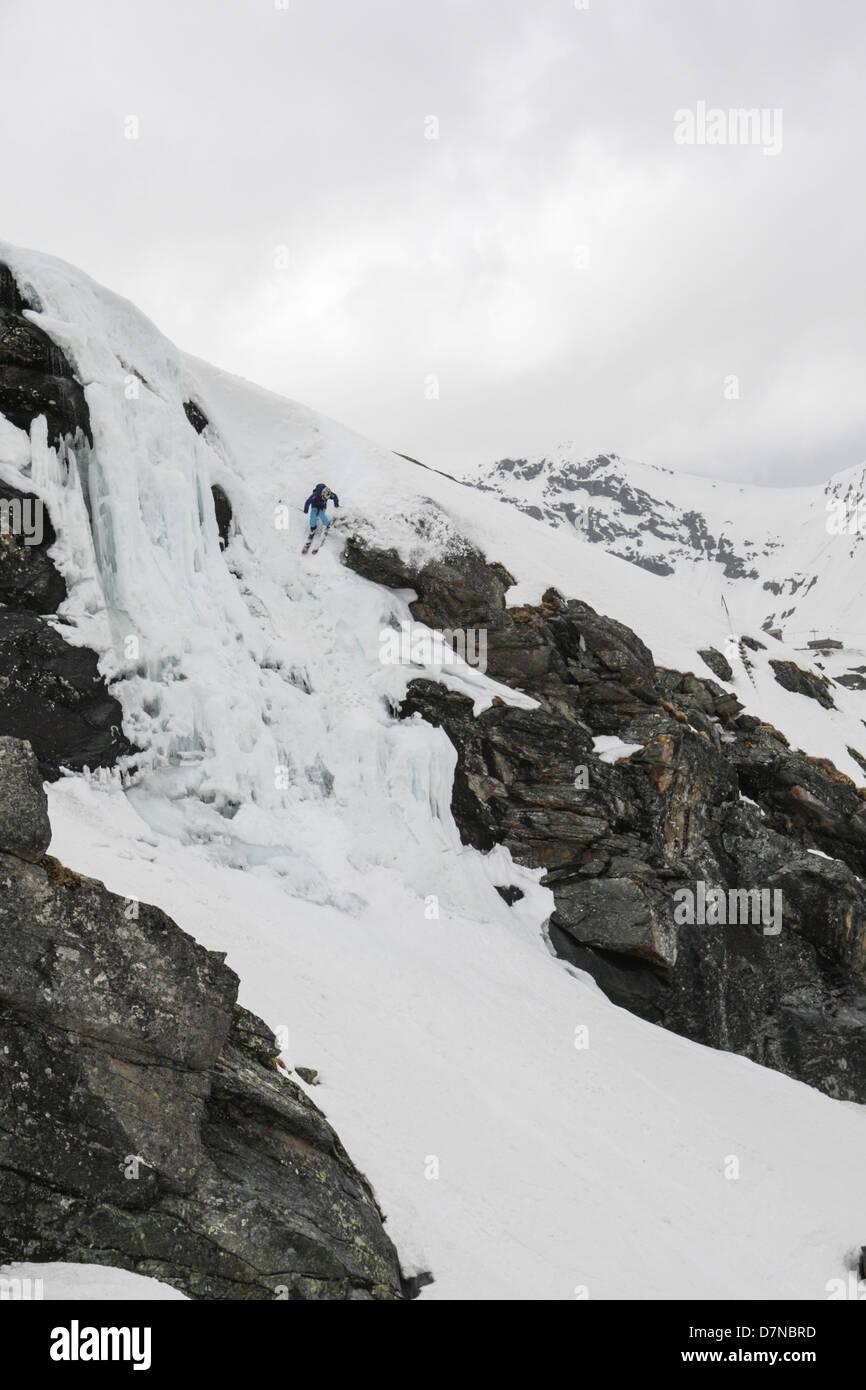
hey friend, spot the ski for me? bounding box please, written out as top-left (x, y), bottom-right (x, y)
top-left (309, 522), bottom-right (338, 556)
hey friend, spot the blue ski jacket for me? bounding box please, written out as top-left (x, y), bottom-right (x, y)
top-left (304, 486), bottom-right (339, 514)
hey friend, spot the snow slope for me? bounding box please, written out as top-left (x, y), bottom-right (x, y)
top-left (1, 242), bottom-right (864, 1299)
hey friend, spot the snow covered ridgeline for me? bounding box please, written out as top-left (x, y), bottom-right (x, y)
top-left (0, 242), bottom-right (864, 1300)
top-left (467, 448), bottom-right (866, 662)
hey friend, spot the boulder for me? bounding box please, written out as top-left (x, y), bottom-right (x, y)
top-left (770, 658), bottom-right (836, 709)
top-left (699, 647), bottom-right (733, 682)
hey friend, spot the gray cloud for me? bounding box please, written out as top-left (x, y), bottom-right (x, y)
top-left (1, 0), bottom-right (864, 485)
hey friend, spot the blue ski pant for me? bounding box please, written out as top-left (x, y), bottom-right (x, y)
top-left (308, 506), bottom-right (331, 530)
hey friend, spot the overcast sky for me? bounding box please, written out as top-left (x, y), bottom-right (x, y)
top-left (2, 0), bottom-right (864, 485)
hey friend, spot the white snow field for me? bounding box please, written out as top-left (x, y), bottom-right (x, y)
top-left (1, 242), bottom-right (864, 1300)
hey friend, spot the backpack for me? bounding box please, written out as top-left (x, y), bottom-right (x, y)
top-left (313, 484), bottom-right (331, 505)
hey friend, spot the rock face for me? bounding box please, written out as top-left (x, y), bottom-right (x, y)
top-left (211, 484), bottom-right (233, 549)
top-left (0, 736), bottom-right (51, 860)
top-left (0, 611), bottom-right (131, 779)
top-left (0, 479), bottom-right (66, 613)
top-left (0, 265), bottom-right (90, 447)
top-left (0, 738), bottom-right (405, 1300)
top-left (0, 262), bottom-right (131, 779)
top-left (770, 659), bottom-right (836, 709)
top-left (346, 538), bottom-right (866, 1103)
top-left (183, 399), bottom-right (209, 435)
top-left (699, 647), bottom-right (734, 683)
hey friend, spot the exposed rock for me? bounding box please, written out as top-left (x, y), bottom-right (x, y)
top-left (699, 647), bottom-right (733, 682)
top-left (0, 308), bottom-right (72, 376)
top-left (0, 743), bottom-right (405, 1300)
top-left (0, 264), bottom-right (132, 778)
top-left (730, 738), bottom-right (866, 879)
top-left (770, 659), bottom-right (836, 709)
top-left (735, 713), bottom-right (762, 733)
top-left (495, 884), bottom-right (524, 906)
top-left (295, 1066), bottom-right (320, 1085)
top-left (552, 876), bottom-right (676, 967)
top-left (0, 367), bottom-right (90, 450)
top-left (0, 265), bottom-right (91, 447)
top-left (211, 484), bottom-right (232, 548)
top-left (848, 746), bottom-right (866, 777)
top-left (183, 399), bottom-right (209, 434)
top-left (0, 737), bottom-right (51, 861)
top-left (0, 479), bottom-right (66, 613)
top-left (347, 536), bottom-right (866, 1102)
top-left (0, 610), bottom-right (131, 779)
top-left (0, 265), bottom-right (24, 315)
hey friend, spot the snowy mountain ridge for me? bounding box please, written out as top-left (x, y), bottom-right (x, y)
top-left (467, 447), bottom-right (866, 655)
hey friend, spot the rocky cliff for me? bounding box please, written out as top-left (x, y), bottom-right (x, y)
top-left (0, 736), bottom-right (405, 1299)
top-left (345, 537), bottom-right (866, 1103)
top-left (0, 263), bottom-right (129, 778)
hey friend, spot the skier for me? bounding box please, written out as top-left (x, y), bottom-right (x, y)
top-left (302, 482), bottom-right (340, 553)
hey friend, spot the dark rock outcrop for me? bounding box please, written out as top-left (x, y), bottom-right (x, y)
top-left (495, 885), bottom-right (524, 906)
top-left (0, 262), bottom-right (132, 778)
top-left (0, 736), bottom-right (51, 860)
top-left (0, 738), bottom-right (405, 1300)
top-left (183, 399), bottom-right (209, 435)
top-left (211, 484), bottom-right (232, 549)
top-left (0, 267), bottom-right (91, 447)
top-left (0, 366), bottom-right (91, 448)
top-left (699, 647), bottom-right (733, 683)
top-left (770, 658), bottom-right (836, 709)
top-left (730, 739), bottom-right (866, 879)
top-left (349, 536), bottom-right (866, 1102)
top-left (0, 610), bottom-right (131, 779)
top-left (0, 479), bottom-right (66, 613)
